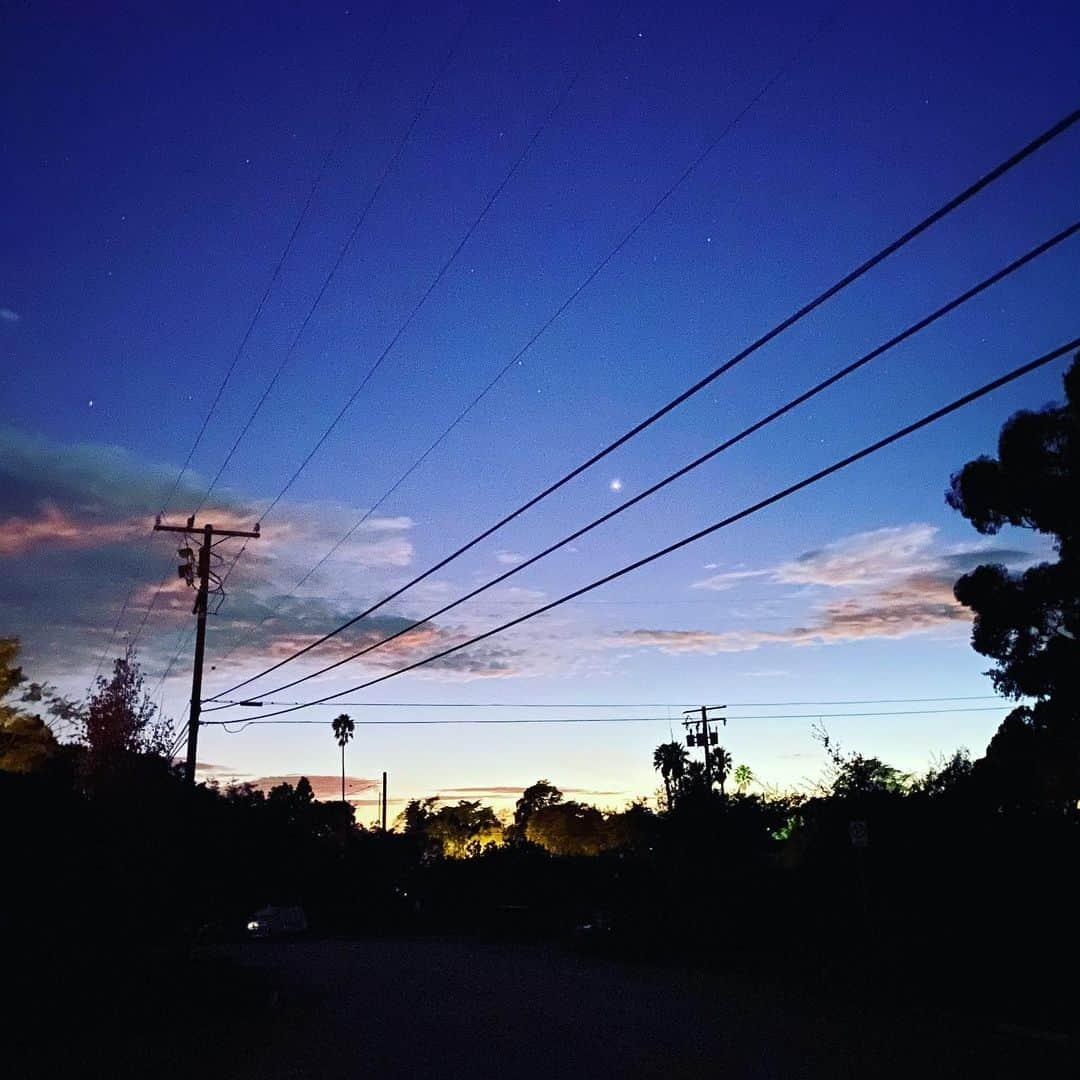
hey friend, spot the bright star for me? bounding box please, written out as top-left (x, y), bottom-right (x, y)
top-left (609, 478), bottom-right (623, 492)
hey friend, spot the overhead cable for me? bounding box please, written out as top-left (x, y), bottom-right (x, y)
top-left (192, 8), bottom-right (475, 515)
top-left (209, 10), bottom-right (840, 668)
top-left (209, 202), bottom-right (1080, 702)
top-left (98, 10), bottom-right (392, 669)
top-left (208, 335), bottom-right (1080, 720)
top-left (203, 705), bottom-right (1013, 733)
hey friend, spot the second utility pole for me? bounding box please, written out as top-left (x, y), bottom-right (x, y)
top-left (154, 516), bottom-right (260, 783)
top-left (683, 704), bottom-right (726, 789)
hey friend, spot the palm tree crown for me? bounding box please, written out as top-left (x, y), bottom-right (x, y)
top-left (332, 713), bottom-right (354, 748)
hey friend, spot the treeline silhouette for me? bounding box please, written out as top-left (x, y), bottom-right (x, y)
top-left (3, 643), bottom-right (1077, 1038)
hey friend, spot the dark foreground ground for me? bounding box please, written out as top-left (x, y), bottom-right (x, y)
top-left (12, 936), bottom-right (1076, 1078)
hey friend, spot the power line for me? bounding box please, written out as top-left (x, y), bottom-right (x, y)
top-left (153, 625), bottom-right (195, 699)
top-left (96, 11), bottom-right (392, 670)
top-left (209, 334), bottom-right (1080, 721)
top-left (181, 6), bottom-right (391, 509)
top-left (208, 214), bottom-right (1080, 705)
top-left (203, 705), bottom-right (1014, 733)
top-left (168, 710), bottom-right (190, 762)
top-left (254, 6), bottom-right (836, 531)
top-left (213, 10), bottom-right (839, 668)
top-left (203, 2), bottom-right (637, 652)
top-left (192, 8), bottom-right (475, 517)
top-left (252, 3), bottom-right (636, 526)
top-left (213, 222), bottom-right (1079, 702)
top-left (208, 694), bottom-right (1004, 709)
top-left (123, 568), bottom-right (176, 659)
top-left (207, 105), bottom-right (1080, 702)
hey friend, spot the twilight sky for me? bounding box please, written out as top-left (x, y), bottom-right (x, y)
top-left (2, 1), bottom-right (1079, 817)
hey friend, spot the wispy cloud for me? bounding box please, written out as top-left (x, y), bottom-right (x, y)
top-left (435, 785), bottom-right (625, 799)
top-left (690, 567), bottom-right (769, 591)
top-left (619, 524), bottom-right (1037, 656)
top-left (617, 577), bottom-right (965, 654)
top-left (694, 525), bottom-right (1032, 593)
top-left (495, 550), bottom-right (527, 566)
top-left (0, 308), bottom-right (20, 323)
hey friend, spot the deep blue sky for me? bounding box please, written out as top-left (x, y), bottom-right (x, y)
top-left (2, 2), bottom-right (1078, 811)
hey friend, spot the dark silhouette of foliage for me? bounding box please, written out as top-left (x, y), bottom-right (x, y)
top-left (713, 745), bottom-right (733, 798)
top-left (399, 794), bottom-right (439, 838)
top-left (603, 800), bottom-right (658, 853)
top-left (652, 741), bottom-right (688, 809)
top-left (947, 354), bottom-right (1080, 800)
top-left (75, 647), bottom-right (172, 767)
top-left (914, 748), bottom-right (973, 799)
top-left (813, 724), bottom-right (910, 798)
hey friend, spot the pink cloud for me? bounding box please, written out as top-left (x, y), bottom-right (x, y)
top-left (245, 774), bottom-right (380, 802)
top-left (223, 620), bottom-right (526, 682)
top-left (616, 571), bottom-right (969, 654)
top-left (0, 501), bottom-right (263, 559)
top-left (0, 502), bottom-right (144, 557)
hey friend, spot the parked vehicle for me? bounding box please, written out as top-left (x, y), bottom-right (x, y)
top-left (246, 905), bottom-right (308, 939)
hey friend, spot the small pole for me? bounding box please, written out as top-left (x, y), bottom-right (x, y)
top-left (381, 771), bottom-right (388, 832)
top-left (700, 705), bottom-right (711, 784)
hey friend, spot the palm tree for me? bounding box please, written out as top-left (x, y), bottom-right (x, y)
top-left (331, 713), bottom-right (355, 804)
top-left (652, 741), bottom-right (689, 810)
top-left (733, 763), bottom-right (754, 794)
top-left (712, 746), bottom-right (733, 799)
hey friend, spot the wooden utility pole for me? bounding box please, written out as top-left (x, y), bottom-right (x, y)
top-left (683, 705), bottom-right (726, 789)
top-left (381, 771), bottom-right (388, 832)
top-left (154, 516), bottom-right (260, 783)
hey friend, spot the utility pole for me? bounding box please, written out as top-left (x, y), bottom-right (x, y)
top-left (154, 515), bottom-right (260, 783)
top-left (682, 705), bottom-right (726, 789)
top-left (381, 771), bottom-right (388, 832)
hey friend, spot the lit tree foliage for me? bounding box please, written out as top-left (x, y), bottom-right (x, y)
top-left (0, 635), bottom-right (74, 773)
top-left (512, 778), bottom-right (563, 837)
top-left (525, 800), bottom-right (607, 856)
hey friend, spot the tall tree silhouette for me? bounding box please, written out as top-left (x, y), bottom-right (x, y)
top-left (947, 353), bottom-right (1080, 800)
top-left (331, 713), bottom-right (355, 804)
top-left (513, 779), bottom-right (562, 838)
top-left (77, 647), bottom-right (171, 766)
top-left (652, 741), bottom-right (689, 809)
top-left (713, 746), bottom-right (733, 799)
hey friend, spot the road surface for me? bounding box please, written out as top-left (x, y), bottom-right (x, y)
top-left (197, 937), bottom-right (1072, 1078)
